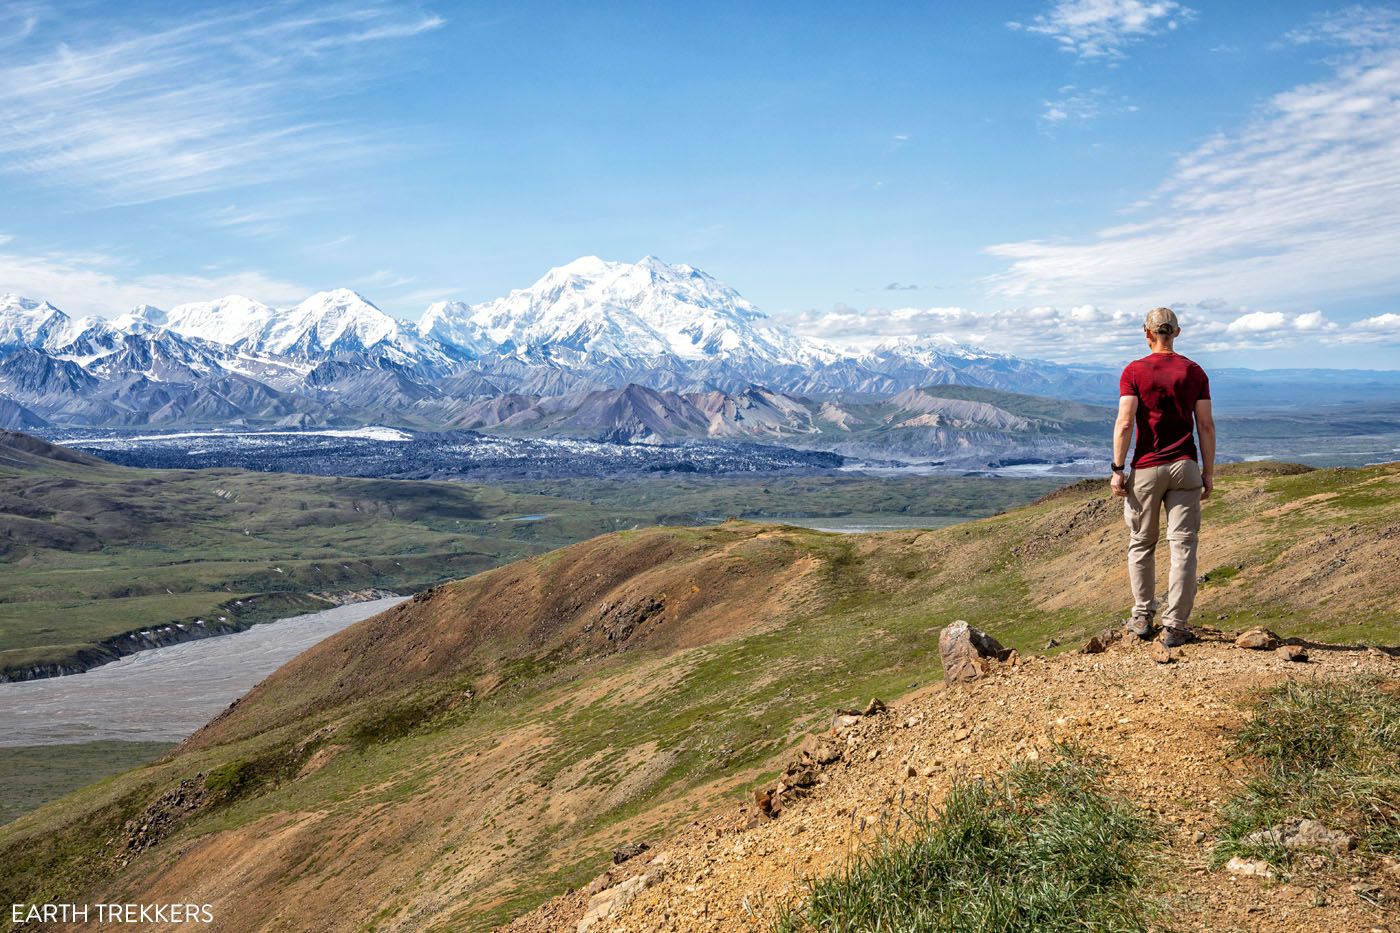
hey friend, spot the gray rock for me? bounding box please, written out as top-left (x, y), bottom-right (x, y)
top-left (612, 841), bottom-right (650, 865)
top-left (1287, 819), bottom-right (1353, 853)
top-left (939, 620), bottom-right (1010, 684)
top-left (1241, 818), bottom-right (1354, 855)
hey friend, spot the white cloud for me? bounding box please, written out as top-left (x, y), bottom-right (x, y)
top-left (987, 14), bottom-right (1400, 311)
top-left (0, 243), bottom-right (309, 316)
top-left (0, 2), bottom-right (444, 204)
top-left (1226, 311), bottom-right (1286, 333)
top-left (1354, 312), bottom-right (1400, 329)
top-left (1294, 310), bottom-right (1330, 330)
top-left (782, 301), bottom-right (1385, 363)
top-left (1009, 0), bottom-right (1193, 60)
top-left (1326, 310), bottom-right (1400, 344)
top-left (1042, 87), bottom-right (1098, 124)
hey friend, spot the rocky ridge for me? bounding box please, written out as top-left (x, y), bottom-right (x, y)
top-left (512, 627), bottom-right (1398, 933)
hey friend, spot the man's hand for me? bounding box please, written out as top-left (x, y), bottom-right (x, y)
top-left (1196, 399), bottom-right (1216, 502)
top-left (1111, 471), bottom-right (1128, 498)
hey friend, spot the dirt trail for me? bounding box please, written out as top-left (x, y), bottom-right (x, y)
top-left (512, 633), bottom-right (1398, 933)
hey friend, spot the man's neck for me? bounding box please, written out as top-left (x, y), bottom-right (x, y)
top-left (1150, 344), bottom-right (1176, 355)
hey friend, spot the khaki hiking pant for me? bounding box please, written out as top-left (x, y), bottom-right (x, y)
top-left (1124, 459), bottom-right (1203, 631)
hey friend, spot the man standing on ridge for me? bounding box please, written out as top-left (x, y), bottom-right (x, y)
top-left (1110, 307), bottom-right (1216, 648)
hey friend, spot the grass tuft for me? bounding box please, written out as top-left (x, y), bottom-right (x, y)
top-left (1216, 677), bottom-right (1400, 869)
top-left (775, 749), bottom-right (1162, 932)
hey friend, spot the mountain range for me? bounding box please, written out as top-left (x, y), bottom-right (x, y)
top-left (0, 259), bottom-right (1114, 433)
top-left (3, 258), bottom-right (1397, 442)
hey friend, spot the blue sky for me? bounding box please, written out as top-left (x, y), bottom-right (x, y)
top-left (2, 0), bottom-right (1399, 367)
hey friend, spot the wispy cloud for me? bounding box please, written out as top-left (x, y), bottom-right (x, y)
top-left (1038, 84), bottom-right (1138, 127)
top-left (0, 3), bottom-right (41, 47)
top-left (0, 2), bottom-right (444, 204)
top-left (1008, 0), bottom-right (1193, 60)
top-left (394, 285), bottom-right (467, 307)
top-left (1285, 4), bottom-right (1400, 48)
top-left (987, 7), bottom-right (1400, 310)
top-left (359, 268), bottom-right (416, 289)
top-left (785, 299), bottom-right (1395, 363)
top-left (0, 239), bottom-right (309, 316)
top-left (200, 204), bottom-right (299, 239)
top-left (1042, 91), bottom-right (1099, 125)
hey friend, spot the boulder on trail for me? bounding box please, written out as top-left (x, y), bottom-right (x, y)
top-left (1235, 628), bottom-right (1281, 650)
top-left (939, 620), bottom-right (1012, 683)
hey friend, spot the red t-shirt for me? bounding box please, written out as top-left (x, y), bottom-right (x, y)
top-left (1119, 353), bottom-right (1211, 469)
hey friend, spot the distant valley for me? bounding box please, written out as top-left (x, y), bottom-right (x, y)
top-left (0, 430), bottom-right (1055, 681)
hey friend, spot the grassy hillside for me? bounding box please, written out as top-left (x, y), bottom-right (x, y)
top-left (0, 432), bottom-right (1055, 676)
top-left (499, 473), bottom-right (1052, 526)
top-left (0, 743), bottom-right (176, 826)
top-left (1, 460), bottom-right (1397, 930)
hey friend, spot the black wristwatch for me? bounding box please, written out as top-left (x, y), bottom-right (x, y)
top-left (1111, 463), bottom-right (1125, 473)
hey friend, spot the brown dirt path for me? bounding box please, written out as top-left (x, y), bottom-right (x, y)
top-left (511, 634), bottom-right (1398, 933)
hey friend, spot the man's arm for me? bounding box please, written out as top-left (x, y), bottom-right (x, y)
top-left (1111, 395), bottom-right (1137, 497)
top-left (1196, 398), bottom-right (1216, 500)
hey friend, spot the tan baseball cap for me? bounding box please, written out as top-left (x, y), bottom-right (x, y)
top-left (1145, 307), bottom-right (1179, 336)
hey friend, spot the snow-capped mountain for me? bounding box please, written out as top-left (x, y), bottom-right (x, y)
top-left (257, 289), bottom-right (418, 362)
top-left (159, 296), bottom-right (276, 348)
top-left (421, 256), bottom-right (837, 368)
top-left (0, 258), bottom-right (1128, 430)
top-left (157, 290), bottom-right (441, 369)
top-left (0, 294), bottom-right (78, 351)
top-left (0, 294), bottom-right (132, 360)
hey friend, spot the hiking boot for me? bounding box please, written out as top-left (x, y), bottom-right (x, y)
top-left (1161, 627), bottom-right (1193, 649)
top-left (1125, 615), bottom-right (1153, 639)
